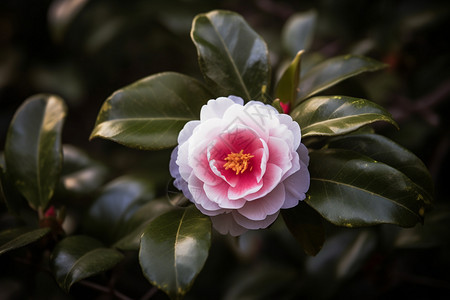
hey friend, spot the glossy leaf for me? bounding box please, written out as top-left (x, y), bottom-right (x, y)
top-left (281, 10), bottom-right (317, 57)
top-left (291, 95), bottom-right (397, 138)
top-left (83, 175), bottom-right (155, 245)
top-left (50, 235), bottom-right (123, 292)
top-left (139, 205), bottom-right (211, 299)
top-left (281, 201), bottom-right (325, 256)
top-left (60, 145), bottom-right (109, 196)
top-left (297, 55), bottom-right (387, 102)
top-left (4, 94), bottom-right (67, 210)
top-left (328, 133), bottom-right (434, 201)
top-left (90, 72), bottom-right (213, 150)
top-left (191, 10), bottom-right (270, 100)
top-left (306, 149), bottom-right (429, 227)
top-left (114, 198), bottom-right (174, 251)
top-left (275, 50), bottom-right (304, 105)
top-left (0, 227), bottom-right (50, 256)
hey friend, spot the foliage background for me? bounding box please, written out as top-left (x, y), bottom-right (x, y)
top-left (0, 0), bottom-right (449, 299)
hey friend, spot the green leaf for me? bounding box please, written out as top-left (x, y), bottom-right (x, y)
top-left (90, 72), bottom-right (213, 150)
top-left (4, 94), bottom-right (67, 210)
top-left (291, 95), bottom-right (397, 138)
top-left (50, 235), bottom-right (123, 292)
top-left (281, 201), bottom-right (325, 256)
top-left (139, 205), bottom-right (211, 299)
top-left (297, 55), bottom-right (387, 103)
top-left (281, 10), bottom-right (317, 57)
top-left (83, 175), bottom-right (155, 245)
top-left (191, 10), bottom-right (270, 100)
top-left (306, 149), bottom-right (428, 227)
top-left (0, 227), bottom-right (50, 256)
top-left (275, 50), bottom-right (304, 105)
top-left (328, 133), bottom-right (434, 201)
top-left (114, 198), bottom-right (174, 251)
top-left (60, 145), bottom-right (109, 196)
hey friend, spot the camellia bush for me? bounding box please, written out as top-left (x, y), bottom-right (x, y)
top-left (0, 9), bottom-right (435, 300)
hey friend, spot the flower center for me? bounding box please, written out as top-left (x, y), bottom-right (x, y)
top-left (223, 149), bottom-right (254, 175)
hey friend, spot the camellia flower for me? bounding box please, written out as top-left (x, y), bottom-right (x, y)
top-left (170, 96), bottom-right (310, 236)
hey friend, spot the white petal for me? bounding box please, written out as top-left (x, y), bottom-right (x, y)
top-left (297, 143), bottom-right (310, 166)
top-left (211, 212), bottom-right (247, 236)
top-left (178, 120), bottom-right (200, 144)
top-left (277, 114), bottom-right (301, 149)
top-left (238, 183), bottom-right (285, 220)
top-left (200, 97), bottom-right (242, 121)
top-left (281, 160), bottom-right (310, 209)
top-left (232, 210), bottom-right (280, 230)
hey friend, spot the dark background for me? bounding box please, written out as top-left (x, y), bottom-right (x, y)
top-left (1, 0), bottom-right (449, 299)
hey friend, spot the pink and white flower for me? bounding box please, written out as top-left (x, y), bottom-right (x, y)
top-left (170, 96), bottom-right (310, 236)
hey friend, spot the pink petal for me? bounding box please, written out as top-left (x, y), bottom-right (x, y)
top-left (297, 143), bottom-right (310, 166)
top-left (211, 212), bottom-right (247, 236)
top-left (204, 182), bottom-right (246, 209)
top-left (187, 174), bottom-right (222, 212)
top-left (238, 183), bottom-right (285, 220)
top-left (232, 210), bottom-right (280, 230)
top-left (244, 163), bottom-right (283, 200)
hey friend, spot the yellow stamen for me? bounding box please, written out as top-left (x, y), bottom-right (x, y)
top-left (223, 150), bottom-right (254, 175)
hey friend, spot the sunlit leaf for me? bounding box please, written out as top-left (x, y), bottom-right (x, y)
top-left (90, 72), bottom-right (213, 150)
top-left (281, 10), bottom-right (317, 57)
top-left (281, 201), bottom-right (325, 256)
top-left (191, 10), bottom-right (270, 100)
top-left (0, 227), bottom-right (50, 256)
top-left (306, 149), bottom-right (428, 227)
top-left (275, 50), bottom-right (304, 105)
top-left (291, 95), bottom-right (397, 138)
top-left (83, 175), bottom-right (155, 245)
top-left (139, 205), bottom-right (211, 299)
top-left (50, 235), bottom-right (123, 292)
top-left (60, 144), bottom-right (109, 196)
top-left (5, 94), bottom-right (67, 210)
top-left (328, 133), bottom-right (434, 201)
top-left (297, 55), bottom-right (386, 103)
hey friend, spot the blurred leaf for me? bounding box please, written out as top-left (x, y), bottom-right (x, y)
top-left (4, 94), bottom-right (67, 210)
top-left (275, 50), bottom-right (304, 105)
top-left (303, 229), bottom-right (377, 298)
top-left (306, 149), bottom-right (428, 227)
top-left (291, 96), bottom-right (397, 138)
top-left (60, 144), bottom-right (109, 196)
top-left (282, 10), bottom-right (317, 57)
top-left (139, 205), bottom-right (211, 299)
top-left (191, 10), bottom-right (270, 100)
top-left (83, 175), bottom-right (155, 245)
top-left (282, 201), bottom-right (325, 256)
top-left (50, 235), bottom-right (123, 292)
top-left (0, 227), bottom-right (50, 256)
top-left (114, 198), bottom-right (174, 251)
top-left (297, 55), bottom-right (386, 103)
top-left (90, 72), bottom-right (213, 150)
top-left (48, 0), bottom-right (90, 42)
top-left (394, 204), bottom-right (450, 248)
top-left (328, 133), bottom-right (434, 200)
top-left (224, 264), bottom-right (299, 300)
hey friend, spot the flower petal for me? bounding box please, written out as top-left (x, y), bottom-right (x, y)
top-left (200, 97), bottom-right (243, 121)
top-left (204, 182), bottom-right (246, 209)
top-left (211, 212), bottom-right (247, 236)
top-left (232, 210), bottom-right (280, 230)
top-left (244, 163), bottom-right (283, 200)
top-left (178, 120), bottom-right (200, 144)
top-left (238, 183), bottom-right (285, 220)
